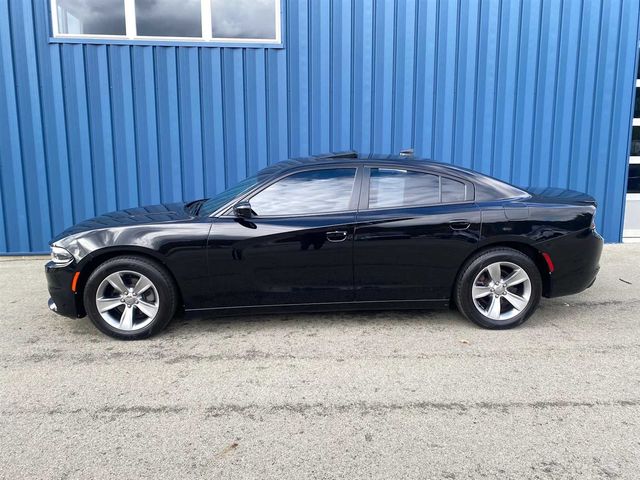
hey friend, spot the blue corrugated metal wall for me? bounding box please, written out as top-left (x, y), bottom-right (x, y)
top-left (1, 0), bottom-right (639, 253)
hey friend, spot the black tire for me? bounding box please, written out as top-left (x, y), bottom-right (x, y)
top-left (454, 247), bottom-right (541, 329)
top-left (83, 256), bottom-right (178, 340)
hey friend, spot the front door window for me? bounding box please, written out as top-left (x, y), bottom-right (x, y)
top-left (249, 168), bottom-right (357, 216)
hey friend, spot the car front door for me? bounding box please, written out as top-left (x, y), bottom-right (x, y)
top-left (354, 166), bottom-right (481, 302)
top-left (205, 166), bottom-right (362, 308)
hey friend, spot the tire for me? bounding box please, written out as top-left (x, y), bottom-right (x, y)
top-left (83, 255), bottom-right (178, 340)
top-left (454, 247), bottom-right (541, 329)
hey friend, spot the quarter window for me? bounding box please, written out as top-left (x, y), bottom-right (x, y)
top-left (250, 169), bottom-right (357, 217)
top-left (51, 0), bottom-right (281, 44)
top-left (441, 177), bottom-right (466, 203)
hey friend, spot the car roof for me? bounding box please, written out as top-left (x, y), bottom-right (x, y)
top-left (257, 153), bottom-right (475, 179)
top-left (255, 153), bottom-right (530, 202)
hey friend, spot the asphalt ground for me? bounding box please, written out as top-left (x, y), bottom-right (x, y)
top-left (1, 244), bottom-right (639, 479)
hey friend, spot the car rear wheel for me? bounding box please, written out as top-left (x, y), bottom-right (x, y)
top-left (455, 248), bottom-right (541, 329)
top-left (84, 256), bottom-right (178, 340)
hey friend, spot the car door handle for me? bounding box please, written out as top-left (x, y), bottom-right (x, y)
top-left (326, 230), bottom-right (348, 242)
top-left (449, 220), bottom-right (471, 231)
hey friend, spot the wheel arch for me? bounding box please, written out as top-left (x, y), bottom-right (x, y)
top-left (73, 247), bottom-right (184, 316)
top-left (453, 241), bottom-right (552, 301)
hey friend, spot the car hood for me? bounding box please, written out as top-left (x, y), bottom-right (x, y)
top-left (50, 202), bottom-right (193, 244)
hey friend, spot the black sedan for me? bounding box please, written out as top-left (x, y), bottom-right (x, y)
top-left (46, 153), bottom-right (603, 339)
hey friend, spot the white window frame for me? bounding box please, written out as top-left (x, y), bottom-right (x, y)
top-left (624, 163), bottom-right (640, 241)
top-left (50, 0), bottom-right (282, 45)
top-left (626, 76), bottom-right (640, 241)
top-left (623, 193), bottom-right (640, 242)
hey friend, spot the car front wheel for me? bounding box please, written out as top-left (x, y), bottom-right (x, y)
top-left (455, 248), bottom-right (542, 329)
top-left (83, 256), bottom-right (178, 340)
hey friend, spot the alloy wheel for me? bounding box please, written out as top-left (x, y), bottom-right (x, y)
top-left (95, 270), bottom-right (160, 331)
top-left (471, 261), bottom-right (532, 321)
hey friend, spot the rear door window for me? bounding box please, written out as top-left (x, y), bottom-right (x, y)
top-left (367, 168), bottom-right (468, 209)
top-left (369, 168), bottom-right (440, 208)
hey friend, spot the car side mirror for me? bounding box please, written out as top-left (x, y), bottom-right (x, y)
top-left (233, 201), bottom-right (253, 218)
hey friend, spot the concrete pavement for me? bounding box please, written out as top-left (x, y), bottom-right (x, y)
top-left (1, 245), bottom-right (639, 479)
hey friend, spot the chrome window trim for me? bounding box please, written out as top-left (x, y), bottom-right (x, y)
top-left (359, 164), bottom-right (475, 212)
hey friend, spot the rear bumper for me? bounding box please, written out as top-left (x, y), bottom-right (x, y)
top-left (540, 228), bottom-right (603, 298)
top-left (45, 261), bottom-right (84, 318)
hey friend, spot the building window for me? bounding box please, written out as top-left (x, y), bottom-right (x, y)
top-left (211, 0), bottom-right (277, 40)
top-left (135, 0), bottom-right (202, 38)
top-left (51, 0), bottom-right (281, 44)
top-left (55, 0), bottom-right (126, 35)
top-left (624, 61), bottom-right (640, 242)
top-left (628, 164), bottom-right (640, 194)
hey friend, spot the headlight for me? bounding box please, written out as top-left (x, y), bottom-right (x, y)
top-left (50, 245), bottom-right (74, 266)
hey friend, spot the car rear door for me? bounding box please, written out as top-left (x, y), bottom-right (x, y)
top-left (205, 166), bottom-right (363, 308)
top-left (354, 166), bottom-right (481, 301)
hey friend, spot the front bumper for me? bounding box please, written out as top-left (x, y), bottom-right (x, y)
top-left (45, 261), bottom-right (84, 318)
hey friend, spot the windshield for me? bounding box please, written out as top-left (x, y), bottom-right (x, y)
top-left (197, 175), bottom-right (261, 216)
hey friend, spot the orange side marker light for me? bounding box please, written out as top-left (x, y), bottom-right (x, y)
top-left (71, 271), bottom-right (81, 292)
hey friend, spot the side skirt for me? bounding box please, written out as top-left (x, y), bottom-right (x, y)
top-left (184, 299), bottom-right (451, 318)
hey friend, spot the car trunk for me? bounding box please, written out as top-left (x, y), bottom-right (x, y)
top-left (523, 187), bottom-right (597, 206)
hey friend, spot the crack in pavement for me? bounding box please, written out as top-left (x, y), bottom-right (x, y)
top-left (2, 399), bottom-right (639, 418)
top-left (3, 343), bottom-right (640, 365)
